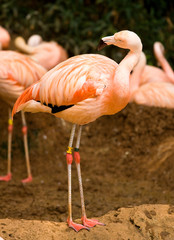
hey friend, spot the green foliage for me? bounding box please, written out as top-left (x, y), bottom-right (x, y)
top-left (0, 0), bottom-right (174, 66)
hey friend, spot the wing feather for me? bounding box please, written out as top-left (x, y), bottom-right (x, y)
top-left (32, 54), bottom-right (117, 106)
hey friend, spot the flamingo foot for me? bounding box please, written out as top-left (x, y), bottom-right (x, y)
top-left (67, 218), bottom-right (90, 232)
top-left (82, 216), bottom-right (105, 228)
top-left (21, 175), bottom-right (32, 183)
top-left (0, 173), bottom-right (12, 181)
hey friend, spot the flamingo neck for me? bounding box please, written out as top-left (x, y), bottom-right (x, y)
top-left (110, 50), bottom-right (141, 110)
top-left (116, 50), bottom-right (142, 90)
top-left (15, 37), bottom-right (34, 54)
top-left (154, 44), bottom-right (174, 82)
top-left (158, 55), bottom-right (174, 82)
top-left (120, 50), bottom-right (141, 72)
top-left (129, 52), bottom-right (146, 96)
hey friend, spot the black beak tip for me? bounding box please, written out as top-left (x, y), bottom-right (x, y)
top-left (97, 39), bottom-right (107, 51)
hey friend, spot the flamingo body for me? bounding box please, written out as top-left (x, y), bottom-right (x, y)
top-left (12, 30), bottom-right (142, 231)
top-left (140, 65), bottom-right (171, 85)
top-left (130, 48), bottom-right (174, 105)
top-left (131, 81), bottom-right (174, 108)
top-left (15, 37), bottom-right (68, 70)
top-left (0, 50), bottom-right (47, 182)
top-left (0, 51), bottom-right (47, 105)
top-left (130, 50), bottom-right (174, 108)
top-left (14, 54), bottom-right (132, 125)
top-left (29, 42), bottom-right (68, 70)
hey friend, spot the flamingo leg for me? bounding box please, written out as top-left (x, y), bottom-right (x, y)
top-left (66, 124), bottom-right (89, 232)
top-left (74, 125), bottom-right (105, 228)
top-left (0, 108), bottom-right (12, 181)
top-left (21, 111), bottom-right (32, 183)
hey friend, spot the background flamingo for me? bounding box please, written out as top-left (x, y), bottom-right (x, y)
top-left (12, 30), bottom-right (142, 231)
top-left (14, 35), bottom-right (68, 70)
top-left (130, 50), bottom-right (174, 108)
top-left (0, 51), bottom-right (47, 183)
top-left (130, 44), bottom-right (174, 100)
top-left (129, 51), bottom-right (170, 95)
top-left (0, 26), bottom-right (11, 49)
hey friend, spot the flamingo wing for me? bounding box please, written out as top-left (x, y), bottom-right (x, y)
top-left (0, 51), bottom-right (46, 88)
top-left (31, 54), bottom-right (117, 106)
top-left (12, 54), bottom-right (117, 116)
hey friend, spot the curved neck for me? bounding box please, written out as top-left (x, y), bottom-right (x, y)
top-left (15, 37), bottom-right (34, 54)
top-left (154, 44), bottom-right (174, 82)
top-left (113, 48), bottom-right (142, 104)
top-left (116, 49), bottom-right (142, 89)
top-left (129, 52), bottom-right (146, 96)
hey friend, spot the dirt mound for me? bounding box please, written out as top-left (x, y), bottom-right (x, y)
top-left (1, 102), bottom-right (174, 239)
top-left (1, 204), bottom-right (174, 240)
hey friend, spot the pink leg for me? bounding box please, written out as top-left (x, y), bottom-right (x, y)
top-left (66, 124), bottom-right (89, 232)
top-left (74, 126), bottom-right (105, 228)
top-left (0, 109), bottom-right (12, 182)
top-left (21, 111), bottom-right (32, 183)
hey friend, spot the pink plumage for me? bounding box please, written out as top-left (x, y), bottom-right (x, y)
top-left (0, 26), bottom-right (10, 49)
top-left (153, 41), bottom-right (174, 82)
top-left (0, 50), bottom-right (47, 183)
top-left (15, 36), bottom-right (68, 70)
top-left (130, 46), bottom-right (174, 108)
top-left (0, 51), bottom-right (47, 105)
top-left (132, 81), bottom-right (174, 108)
top-left (13, 30), bottom-right (142, 231)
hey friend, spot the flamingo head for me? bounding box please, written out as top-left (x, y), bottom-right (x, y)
top-left (98, 30), bottom-right (142, 52)
top-left (154, 41), bottom-right (165, 55)
top-left (27, 34), bottom-right (43, 47)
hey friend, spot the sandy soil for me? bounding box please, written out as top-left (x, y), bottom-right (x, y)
top-left (1, 204), bottom-right (174, 240)
top-left (0, 102), bottom-right (174, 239)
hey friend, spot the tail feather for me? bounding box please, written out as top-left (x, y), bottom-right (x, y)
top-left (12, 85), bottom-right (35, 118)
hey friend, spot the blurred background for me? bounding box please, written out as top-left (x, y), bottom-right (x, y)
top-left (0, 0), bottom-right (174, 65)
top-left (1, 1), bottom-right (174, 237)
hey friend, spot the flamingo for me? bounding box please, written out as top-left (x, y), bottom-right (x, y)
top-left (12, 30), bottom-right (142, 231)
top-left (130, 41), bottom-right (174, 96)
top-left (0, 51), bottom-right (47, 183)
top-left (153, 41), bottom-right (174, 82)
top-left (14, 35), bottom-right (68, 70)
top-left (138, 55), bottom-right (173, 86)
top-left (130, 45), bottom-right (174, 100)
top-left (130, 51), bottom-right (174, 107)
top-left (0, 26), bottom-right (11, 49)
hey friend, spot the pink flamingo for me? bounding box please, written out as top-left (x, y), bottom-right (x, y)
top-left (153, 41), bottom-right (174, 82)
top-left (0, 51), bottom-right (47, 182)
top-left (130, 51), bottom-right (174, 107)
top-left (0, 26), bottom-right (10, 49)
top-left (14, 35), bottom-right (68, 70)
top-left (130, 45), bottom-right (174, 100)
top-left (12, 30), bottom-right (142, 231)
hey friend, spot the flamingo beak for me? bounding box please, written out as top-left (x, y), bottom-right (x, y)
top-left (97, 35), bottom-right (115, 50)
top-left (97, 39), bottom-right (107, 51)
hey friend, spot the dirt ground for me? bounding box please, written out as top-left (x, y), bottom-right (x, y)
top-left (1, 101), bottom-right (174, 239)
